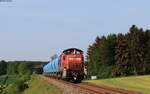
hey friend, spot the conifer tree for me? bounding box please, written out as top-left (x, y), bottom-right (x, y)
top-left (114, 34), bottom-right (131, 76)
top-left (128, 25), bottom-right (147, 74)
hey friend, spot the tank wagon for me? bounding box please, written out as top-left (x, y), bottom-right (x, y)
top-left (43, 48), bottom-right (84, 82)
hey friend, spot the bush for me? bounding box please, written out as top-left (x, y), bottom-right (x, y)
top-left (20, 75), bottom-right (31, 82)
top-left (0, 60), bottom-right (7, 75)
top-left (7, 62), bottom-right (20, 75)
top-left (3, 78), bottom-right (29, 94)
top-left (18, 62), bottom-right (33, 75)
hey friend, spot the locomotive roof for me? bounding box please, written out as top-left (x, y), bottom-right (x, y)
top-left (62, 48), bottom-right (83, 53)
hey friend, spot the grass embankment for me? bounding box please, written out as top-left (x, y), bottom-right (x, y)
top-left (84, 75), bottom-right (150, 94)
top-left (23, 75), bottom-right (62, 94)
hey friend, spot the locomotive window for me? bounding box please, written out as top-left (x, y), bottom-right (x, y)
top-left (63, 51), bottom-right (70, 54)
top-left (63, 50), bottom-right (74, 54)
top-left (63, 49), bottom-right (83, 54)
top-left (76, 51), bottom-right (82, 54)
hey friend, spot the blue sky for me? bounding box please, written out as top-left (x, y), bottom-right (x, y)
top-left (0, 0), bottom-right (150, 61)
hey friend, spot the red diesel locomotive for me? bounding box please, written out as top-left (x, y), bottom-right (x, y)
top-left (43, 48), bottom-right (85, 82)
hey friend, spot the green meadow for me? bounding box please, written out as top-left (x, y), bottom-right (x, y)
top-left (84, 75), bottom-right (150, 94)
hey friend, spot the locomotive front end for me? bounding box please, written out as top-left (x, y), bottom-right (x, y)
top-left (61, 48), bottom-right (84, 82)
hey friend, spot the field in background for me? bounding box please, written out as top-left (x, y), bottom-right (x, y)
top-left (23, 75), bottom-right (62, 94)
top-left (0, 75), bottom-right (20, 84)
top-left (84, 75), bottom-right (150, 94)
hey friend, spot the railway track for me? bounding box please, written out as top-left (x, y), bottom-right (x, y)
top-left (76, 82), bottom-right (142, 94)
top-left (40, 75), bottom-right (142, 94)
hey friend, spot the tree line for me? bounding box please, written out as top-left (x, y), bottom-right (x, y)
top-left (0, 61), bottom-right (47, 76)
top-left (87, 25), bottom-right (150, 78)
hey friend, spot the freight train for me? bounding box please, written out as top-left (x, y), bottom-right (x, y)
top-left (43, 48), bottom-right (85, 82)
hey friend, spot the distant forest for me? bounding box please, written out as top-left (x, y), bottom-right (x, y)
top-left (87, 25), bottom-right (150, 78)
